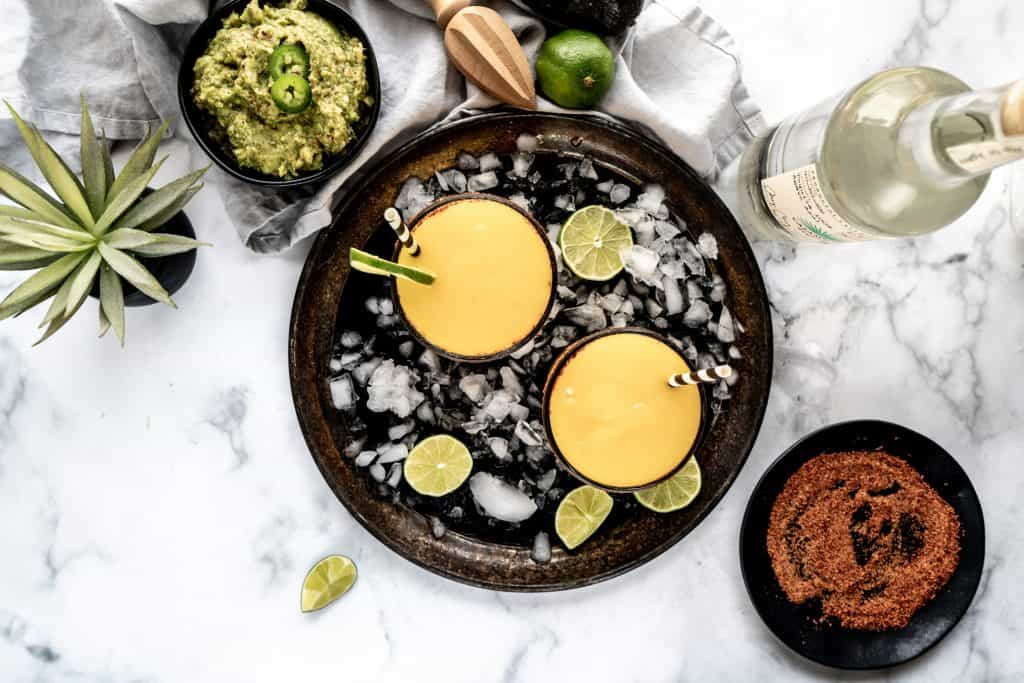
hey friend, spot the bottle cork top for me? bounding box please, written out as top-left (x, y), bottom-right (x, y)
top-left (1003, 81), bottom-right (1024, 136)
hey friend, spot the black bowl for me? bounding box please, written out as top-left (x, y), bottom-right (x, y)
top-left (739, 420), bottom-right (985, 670)
top-left (178, 0), bottom-right (382, 188)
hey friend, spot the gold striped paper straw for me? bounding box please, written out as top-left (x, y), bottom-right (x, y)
top-left (668, 365), bottom-right (733, 387)
top-left (384, 207), bottom-right (420, 256)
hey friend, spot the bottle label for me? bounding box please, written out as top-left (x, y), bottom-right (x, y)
top-left (947, 138), bottom-right (1024, 174)
top-left (760, 165), bottom-right (876, 243)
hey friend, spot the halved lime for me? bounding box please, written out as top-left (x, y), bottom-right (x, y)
top-left (301, 555), bottom-right (357, 613)
top-left (555, 485), bottom-right (614, 549)
top-left (559, 206), bottom-right (633, 281)
top-left (350, 247), bottom-right (436, 285)
top-left (634, 457), bottom-right (702, 513)
top-left (404, 434), bottom-right (473, 497)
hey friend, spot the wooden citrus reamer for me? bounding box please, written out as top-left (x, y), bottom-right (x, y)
top-left (423, 0), bottom-right (537, 109)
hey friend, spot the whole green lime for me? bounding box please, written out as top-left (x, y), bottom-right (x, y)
top-left (535, 29), bottom-right (616, 109)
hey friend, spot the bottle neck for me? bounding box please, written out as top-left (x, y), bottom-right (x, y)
top-left (899, 80), bottom-right (1024, 186)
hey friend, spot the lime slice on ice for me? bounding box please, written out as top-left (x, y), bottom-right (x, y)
top-left (559, 205), bottom-right (633, 281)
top-left (349, 247), bottom-right (435, 285)
top-left (300, 555), bottom-right (357, 613)
top-left (404, 434), bottom-right (473, 497)
top-left (555, 485), bottom-right (614, 549)
top-left (634, 457), bottom-right (702, 513)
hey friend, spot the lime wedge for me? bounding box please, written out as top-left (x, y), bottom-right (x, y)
top-left (559, 206), bottom-right (633, 281)
top-left (404, 434), bottom-right (473, 497)
top-left (634, 457), bottom-right (702, 513)
top-left (349, 247), bottom-right (435, 285)
top-left (555, 485), bottom-right (614, 549)
top-left (300, 555), bottom-right (357, 613)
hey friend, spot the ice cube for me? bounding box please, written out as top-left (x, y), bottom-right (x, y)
top-left (394, 177), bottom-right (426, 211)
top-left (613, 280), bottom-right (629, 297)
top-left (620, 245), bottom-right (663, 288)
top-left (634, 218), bottom-right (656, 246)
top-left (462, 420), bottom-right (488, 435)
top-left (515, 420), bottom-right (544, 447)
top-left (709, 275), bottom-right (727, 303)
top-left (531, 531), bottom-right (552, 563)
top-left (683, 300), bottom-right (712, 328)
top-left (340, 331), bottom-right (363, 348)
top-left (456, 151), bottom-right (479, 171)
top-left (579, 157), bottom-right (599, 179)
top-left (713, 380), bottom-right (731, 401)
top-left (637, 185), bottom-right (665, 214)
top-left (611, 313), bottom-right (629, 328)
top-left (653, 317), bottom-right (669, 329)
top-left (610, 184), bottom-right (631, 204)
top-left (378, 299), bottom-right (394, 316)
top-left (510, 339), bottom-right (535, 360)
top-left (559, 162), bottom-right (578, 179)
top-left (441, 169), bottom-right (468, 193)
top-left (554, 194), bottom-right (575, 212)
top-left (511, 152), bottom-right (534, 178)
top-left (680, 241), bottom-right (706, 277)
top-left (388, 421), bottom-right (415, 441)
top-left (537, 469), bottom-right (557, 492)
top-left (596, 180), bottom-right (614, 194)
top-left (659, 258), bottom-right (687, 280)
top-left (418, 348), bottom-right (441, 373)
top-left (398, 340), bottom-right (415, 358)
top-left (654, 220), bottom-right (680, 240)
top-left (459, 374), bottom-right (490, 403)
top-left (343, 435), bottom-right (368, 458)
top-left (365, 297), bottom-right (381, 315)
top-left (354, 450), bottom-right (377, 467)
top-left (509, 192), bottom-right (530, 211)
top-left (353, 357), bottom-right (383, 386)
top-left (366, 360), bottom-right (425, 418)
top-left (614, 208), bottom-right (647, 228)
top-left (599, 293), bottom-right (623, 314)
top-left (329, 358), bottom-right (343, 372)
top-left (428, 516), bottom-right (447, 539)
top-left (468, 171), bottom-right (499, 192)
top-left (509, 403), bottom-right (531, 422)
top-left (729, 345), bottom-right (743, 360)
top-left (387, 462), bottom-right (403, 487)
top-left (697, 232), bottom-right (719, 260)
top-left (469, 473), bottom-right (538, 523)
top-left (416, 402), bottom-right (435, 424)
top-left (717, 306), bottom-right (737, 343)
top-left (377, 443), bottom-right (409, 465)
top-left (500, 367), bottom-right (524, 397)
top-left (488, 437), bottom-right (511, 461)
top-left (516, 133), bottom-right (539, 153)
top-left (557, 285), bottom-right (578, 303)
top-left (618, 299), bottom-right (635, 317)
top-left (644, 298), bottom-right (664, 318)
top-left (329, 376), bottom-right (356, 412)
top-left (376, 314), bottom-right (398, 330)
top-left (663, 276), bottom-right (684, 315)
top-left (478, 152), bottom-right (502, 172)
top-left (564, 305), bottom-right (608, 332)
top-left (369, 463), bottom-right (387, 482)
top-left (481, 389), bottom-right (517, 422)
top-left (338, 351), bottom-right (362, 369)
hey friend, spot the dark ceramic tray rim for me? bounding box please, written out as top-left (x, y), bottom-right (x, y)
top-left (738, 419), bottom-right (986, 670)
top-left (289, 111), bottom-right (773, 591)
top-left (540, 326), bottom-right (712, 493)
top-left (178, 0), bottom-right (383, 188)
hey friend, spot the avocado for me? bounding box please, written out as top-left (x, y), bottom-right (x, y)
top-left (521, 0), bottom-right (644, 35)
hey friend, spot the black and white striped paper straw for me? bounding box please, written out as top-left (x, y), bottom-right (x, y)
top-left (668, 365), bottom-right (733, 387)
top-left (384, 207), bottom-right (420, 256)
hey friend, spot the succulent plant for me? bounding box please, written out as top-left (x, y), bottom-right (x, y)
top-left (0, 98), bottom-right (209, 345)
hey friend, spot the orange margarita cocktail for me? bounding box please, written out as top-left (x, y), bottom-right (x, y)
top-left (394, 194), bottom-right (556, 361)
top-left (543, 329), bottom-right (706, 491)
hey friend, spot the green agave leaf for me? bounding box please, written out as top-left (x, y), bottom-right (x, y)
top-left (110, 167), bottom-right (207, 232)
top-left (100, 130), bottom-right (115, 193)
top-left (63, 250), bottom-right (102, 316)
top-left (136, 184), bottom-right (202, 233)
top-left (0, 251), bottom-right (86, 320)
top-left (92, 157), bottom-right (165, 237)
top-left (4, 102), bottom-right (94, 230)
top-left (0, 164), bottom-right (82, 233)
top-left (80, 97), bottom-right (107, 220)
top-left (127, 233), bottom-right (210, 257)
top-left (33, 290), bottom-right (87, 346)
top-left (0, 204), bottom-right (42, 221)
top-left (97, 241), bottom-right (174, 307)
top-left (106, 120), bottom-right (168, 203)
top-left (98, 302), bottom-right (111, 338)
top-left (0, 215), bottom-right (94, 244)
top-left (99, 262), bottom-right (125, 346)
top-left (0, 243), bottom-right (59, 271)
top-left (38, 268), bottom-right (76, 327)
top-left (0, 230), bottom-right (95, 253)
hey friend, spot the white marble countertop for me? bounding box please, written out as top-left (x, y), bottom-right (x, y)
top-left (2, 1), bottom-right (1023, 681)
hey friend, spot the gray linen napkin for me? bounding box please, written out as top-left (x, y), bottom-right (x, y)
top-left (1, 0), bottom-right (764, 253)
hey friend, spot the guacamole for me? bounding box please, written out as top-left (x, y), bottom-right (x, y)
top-left (192, 0), bottom-right (370, 178)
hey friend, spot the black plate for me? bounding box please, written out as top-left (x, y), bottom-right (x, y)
top-left (290, 112), bottom-right (773, 591)
top-left (739, 420), bottom-right (985, 670)
top-left (179, 0), bottom-right (382, 188)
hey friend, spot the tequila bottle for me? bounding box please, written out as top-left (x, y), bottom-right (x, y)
top-left (737, 67), bottom-right (1024, 242)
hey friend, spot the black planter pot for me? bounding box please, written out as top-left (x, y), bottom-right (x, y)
top-left (89, 194), bottom-right (198, 307)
